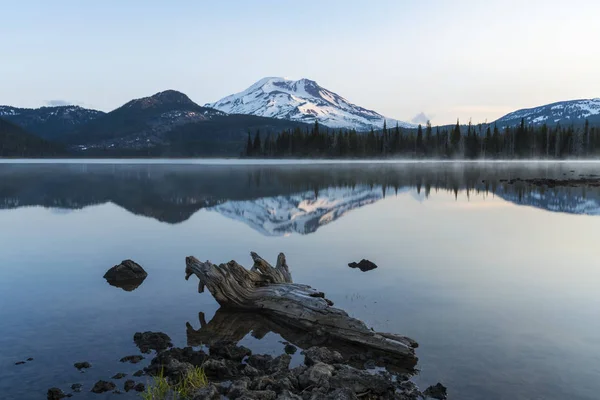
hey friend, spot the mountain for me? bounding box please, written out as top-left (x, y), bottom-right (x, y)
top-left (0, 118), bottom-right (67, 157)
top-left (494, 98), bottom-right (600, 127)
top-left (0, 105), bottom-right (104, 140)
top-left (207, 77), bottom-right (413, 131)
top-left (63, 89), bottom-right (312, 156)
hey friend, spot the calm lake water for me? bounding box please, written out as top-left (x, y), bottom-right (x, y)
top-left (1, 161), bottom-right (600, 400)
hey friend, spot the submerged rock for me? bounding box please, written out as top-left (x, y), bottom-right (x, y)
top-left (74, 361), bottom-right (91, 370)
top-left (423, 383), bottom-right (448, 399)
top-left (133, 369), bottom-right (145, 377)
top-left (70, 383), bottom-right (82, 393)
top-left (347, 259), bottom-right (378, 272)
top-left (103, 260), bottom-right (147, 291)
top-left (133, 331), bottom-right (173, 353)
top-left (47, 388), bottom-right (67, 400)
top-left (124, 380), bottom-right (135, 392)
top-left (120, 355), bottom-right (145, 364)
top-left (111, 372), bottom-right (127, 379)
top-left (91, 380), bottom-right (116, 394)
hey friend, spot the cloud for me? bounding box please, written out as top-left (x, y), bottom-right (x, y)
top-left (411, 112), bottom-right (431, 125)
top-left (46, 99), bottom-right (73, 106)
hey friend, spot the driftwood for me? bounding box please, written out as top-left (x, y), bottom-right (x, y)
top-left (185, 252), bottom-right (418, 368)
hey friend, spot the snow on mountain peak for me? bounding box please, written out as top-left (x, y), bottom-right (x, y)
top-left (206, 77), bottom-right (413, 131)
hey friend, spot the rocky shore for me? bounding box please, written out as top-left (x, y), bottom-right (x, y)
top-left (46, 331), bottom-right (447, 400)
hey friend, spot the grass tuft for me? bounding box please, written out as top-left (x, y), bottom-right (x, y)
top-left (140, 366), bottom-right (207, 400)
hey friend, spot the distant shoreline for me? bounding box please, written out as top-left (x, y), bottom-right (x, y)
top-left (2, 158), bottom-right (600, 165)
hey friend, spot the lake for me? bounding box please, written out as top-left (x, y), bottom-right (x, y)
top-left (1, 160), bottom-right (599, 400)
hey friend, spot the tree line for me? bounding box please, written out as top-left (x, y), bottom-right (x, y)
top-left (244, 119), bottom-right (600, 159)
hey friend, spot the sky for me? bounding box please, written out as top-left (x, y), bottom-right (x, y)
top-left (2, 0), bottom-right (600, 125)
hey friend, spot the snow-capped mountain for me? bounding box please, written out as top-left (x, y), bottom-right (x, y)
top-left (494, 98), bottom-right (600, 127)
top-left (206, 77), bottom-right (413, 131)
top-left (210, 186), bottom-right (387, 236)
top-left (0, 105), bottom-right (104, 140)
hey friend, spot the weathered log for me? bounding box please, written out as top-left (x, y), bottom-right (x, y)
top-left (185, 252), bottom-right (418, 368)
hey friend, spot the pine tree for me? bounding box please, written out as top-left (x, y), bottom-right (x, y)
top-left (253, 130), bottom-right (262, 156)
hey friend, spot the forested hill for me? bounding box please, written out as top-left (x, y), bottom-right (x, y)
top-left (243, 119), bottom-right (600, 159)
top-left (0, 118), bottom-right (67, 157)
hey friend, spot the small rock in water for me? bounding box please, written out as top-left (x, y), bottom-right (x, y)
top-left (348, 259), bottom-right (378, 272)
top-left (124, 380), bottom-right (135, 392)
top-left (120, 355), bottom-right (145, 364)
top-left (134, 383), bottom-right (146, 392)
top-left (284, 344), bottom-right (297, 355)
top-left (133, 331), bottom-right (173, 354)
top-left (26, 357), bottom-right (34, 361)
top-left (70, 383), bottom-right (82, 393)
top-left (15, 361), bottom-right (26, 365)
top-left (103, 260), bottom-right (148, 291)
top-left (47, 387), bottom-right (66, 400)
top-left (424, 382), bottom-right (448, 399)
top-left (91, 380), bottom-right (116, 394)
top-left (133, 369), bottom-right (144, 377)
top-left (111, 372), bottom-right (127, 379)
top-left (74, 362), bottom-right (91, 370)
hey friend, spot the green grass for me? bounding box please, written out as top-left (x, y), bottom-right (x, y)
top-left (140, 367), bottom-right (208, 400)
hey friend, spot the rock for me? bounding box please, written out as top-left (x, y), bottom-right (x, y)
top-left (104, 260), bottom-right (148, 291)
top-left (15, 361), bottom-right (25, 365)
top-left (277, 390), bottom-right (303, 400)
top-left (423, 383), bottom-right (447, 399)
top-left (347, 259), bottom-right (378, 272)
top-left (133, 369), bottom-right (145, 377)
top-left (47, 387), bottom-right (66, 400)
top-left (329, 365), bottom-right (393, 395)
top-left (145, 348), bottom-right (206, 380)
top-left (201, 358), bottom-right (238, 380)
top-left (111, 372), bottom-right (127, 379)
top-left (124, 380), bottom-right (135, 392)
top-left (324, 388), bottom-right (357, 400)
top-left (246, 354), bottom-right (273, 371)
top-left (270, 354), bottom-right (292, 374)
top-left (302, 347), bottom-right (344, 366)
top-left (120, 355), bottom-right (145, 364)
top-left (192, 383), bottom-right (220, 399)
top-left (227, 378), bottom-right (251, 398)
top-left (298, 362), bottom-right (334, 390)
top-left (26, 357), bottom-right (34, 361)
top-left (237, 390), bottom-right (277, 400)
top-left (133, 331), bottom-right (173, 354)
top-left (70, 384), bottom-right (82, 393)
top-left (74, 361), bottom-right (91, 369)
top-left (209, 340), bottom-right (252, 361)
top-left (134, 383), bottom-right (146, 392)
top-left (241, 363), bottom-right (261, 377)
top-left (284, 344), bottom-right (297, 355)
top-left (91, 380), bottom-right (116, 394)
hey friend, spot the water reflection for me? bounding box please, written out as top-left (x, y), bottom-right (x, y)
top-left (1, 162), bottom-right (599, 236)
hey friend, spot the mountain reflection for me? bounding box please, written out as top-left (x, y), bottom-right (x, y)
top-left (0, 162), bottom-right (599, 235)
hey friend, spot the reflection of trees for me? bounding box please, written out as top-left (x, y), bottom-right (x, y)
top-left (0, 163), bottom-right (599, 224)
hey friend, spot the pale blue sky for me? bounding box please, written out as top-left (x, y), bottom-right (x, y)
top-left (2, 0), bottom-right (600, 124)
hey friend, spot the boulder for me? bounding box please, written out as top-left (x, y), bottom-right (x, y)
top-left (329, 365), bottom-right (393, 395)
top-left (192, 383), bottom-right (221, 399)
top-left (133, 331), bottom-right (173, 354)
top-left (201, 358), bottom-right (239, 380)
top-left (104, 260), bottom-right (147, 291)
top-left (347, 259), bottom-right (378, 272)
